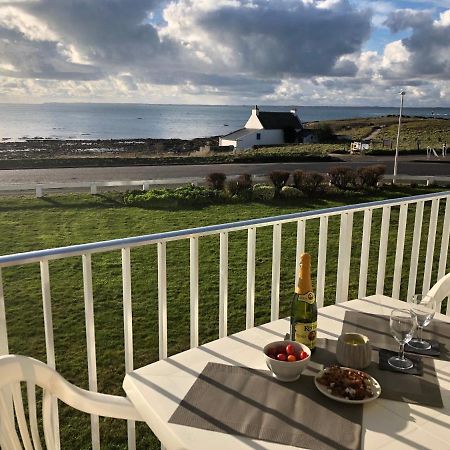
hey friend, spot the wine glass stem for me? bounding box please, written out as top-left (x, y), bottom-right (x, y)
top-left (418, 326), bottom-right (423, 343)
top-left (399, 342), bottom-right (405, 360)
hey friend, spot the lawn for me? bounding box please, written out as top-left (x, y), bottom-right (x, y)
top-left (318, 116), bottom-right (450, 151)
top-left (1, 186), bottom-right (449, 449)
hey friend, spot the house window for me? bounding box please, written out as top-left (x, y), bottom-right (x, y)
top-left (256, 133), bottom-right (261, 140)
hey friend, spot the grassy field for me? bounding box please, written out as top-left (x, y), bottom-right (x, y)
top-left (315, 116), bottom-right (450, 151)
top-left (1, 186), bottom-right (449, 448)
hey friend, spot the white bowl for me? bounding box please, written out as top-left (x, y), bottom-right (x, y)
top-left (263, 340), bottom-right (311, 382)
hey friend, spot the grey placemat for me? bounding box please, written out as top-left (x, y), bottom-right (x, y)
top-left (169, 361), bottom-right (362, 450)
top-left (342, 311), bottom-right (450, 361)
top-left (312, 338), bottom-right (443, 407)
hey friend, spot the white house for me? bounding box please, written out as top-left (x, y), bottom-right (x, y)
top-left (219, 106), bottom-right (303, 150)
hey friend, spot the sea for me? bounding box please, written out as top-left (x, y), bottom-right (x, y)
top-left (0, 103), bottom-right (449, 141)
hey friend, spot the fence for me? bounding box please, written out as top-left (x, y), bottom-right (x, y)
top-left (0, 190), bottom-right (449, 448)
top-left (1, 175), bottom-right (450, 197)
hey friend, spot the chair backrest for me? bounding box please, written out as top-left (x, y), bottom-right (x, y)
top-left (425, 272), bottom-right (450, 314)
top-left (0, 355), bottom-right (141, 450)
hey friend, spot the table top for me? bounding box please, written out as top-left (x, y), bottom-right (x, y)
top-left (123, 295), bottom-right (450, 450)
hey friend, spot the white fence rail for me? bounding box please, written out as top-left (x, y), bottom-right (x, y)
top-left (0, 174), bottom-right (449, 197)
top-left (0, 190), bottom-right (449, 448)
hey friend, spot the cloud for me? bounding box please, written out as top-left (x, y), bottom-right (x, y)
top-left (382, 8), bottom-right (450, 79)
top-left (0, 0), bottom-right (447, 105)
top-left (161, 0), bottom-right (372, 77)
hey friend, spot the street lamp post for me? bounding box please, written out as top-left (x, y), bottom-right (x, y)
top-left (393, 91), bottom-right (406, 183)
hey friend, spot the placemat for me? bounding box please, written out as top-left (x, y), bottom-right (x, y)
top-left (169, 361), bottom-right (362, 450)
top-left (405, 339), bottom-right (441, 357)
top-left (378, 349), bottom-right (423, 375)
top-left (342, 311), bottom-right (450, 361)
top-left (312, 339), bottom-right (443, 407)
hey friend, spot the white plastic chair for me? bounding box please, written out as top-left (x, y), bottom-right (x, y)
top-left (425, 272), bottom-right (450, 314)
top-left (0, 354), bottom-right (141, 450)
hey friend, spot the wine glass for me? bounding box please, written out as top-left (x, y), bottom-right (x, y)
top-left (409, 294), bottom-right (435, 350)
top-left (388, 308), bottom-right (416, 370)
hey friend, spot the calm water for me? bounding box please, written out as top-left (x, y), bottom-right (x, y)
top-left (0, 103), bottom-right (449, 141)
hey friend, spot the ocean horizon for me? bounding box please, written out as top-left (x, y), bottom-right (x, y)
top-left (0, 103), bottom-right (449, 142)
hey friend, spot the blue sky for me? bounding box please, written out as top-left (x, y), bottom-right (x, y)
top-left (0, 0), bottom-right (449, 106)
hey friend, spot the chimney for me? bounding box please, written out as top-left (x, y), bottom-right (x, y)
top-left (252, 105), bottom-right (259, 116)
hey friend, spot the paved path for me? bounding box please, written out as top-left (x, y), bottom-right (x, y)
top-left (0, 155), bottom-right (448, 184)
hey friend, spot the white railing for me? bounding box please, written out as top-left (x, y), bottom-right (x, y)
top-left (0, 175), bottom-right (449, 197)
top-left (0, 190), bottom-right (449, 448)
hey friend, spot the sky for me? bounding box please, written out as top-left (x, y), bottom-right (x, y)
top-left (0, 0), bottom-right (449, 106)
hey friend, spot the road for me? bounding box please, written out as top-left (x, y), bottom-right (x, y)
top-left (0, 155), bottom-right (448, 184)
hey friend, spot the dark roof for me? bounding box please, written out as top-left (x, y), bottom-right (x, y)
top-left (257, 112), bottom-right (302, 129)
top-left (221, 128), bottom-right (259, 140)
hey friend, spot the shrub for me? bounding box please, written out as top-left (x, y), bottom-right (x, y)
top-left (252, 184), bottom-right (275, 201)
top-left (317, 124), bottom-right (335, 143)
top-left (293, 171), bottom-right (325, 195)
top-left (269, 171), bottom-right (290, 190)
top-left (356, 165), bottom-right (386, 189)
top-left (226, 173), bottom-right (253, 199)
top-left (206, 172), bottom-right (227, 190)
top-left (281, 186), bottom-right (302, 198)
top-left (173, 185), bottom-right (217, 204)
top-left (123, 185), bottom-right (217, 207)
top-left (328, 166), bottom-right (357, 190)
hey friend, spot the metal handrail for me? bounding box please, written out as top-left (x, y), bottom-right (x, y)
top-left (1, 190), bottom-right (449, 267)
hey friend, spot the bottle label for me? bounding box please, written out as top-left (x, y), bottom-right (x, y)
top-left (298, 291), bottom-right (315, 305)
top-left (295, 321), bottom-right (317, 349)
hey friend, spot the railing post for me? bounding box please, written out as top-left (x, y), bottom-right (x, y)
top-left (158, 242), bottom-right (168, 359)
top-left (295, 220), bottom-right (306, 288)
top-left (0, 269), bottom-right (8, 356)
top-left (438, 197), bottom-right (450, 281)
top-left (246, 228), bottom-right (256, 329)
top-left (376, 206), bottom-right (391, 295)
top-left (121, 248), bottom-right (136, 450)
top-left (190, 237), bottom-right (199, 347)
top-left (0, 268), bottom-right (14, 436)
top-left (422, 199), bottom-right (439, 294)
top-left (271, 223), bottom-right (282, 321)
top-left (438, 197), bottom-right (450, 315)
top-left (40, 260), bottom-right (60, 449)
top-left (407, 201), bottom-right (424, 301)
top-left (316, 217), bottom-right (328, 309)
top-left (392, 204), bottom-right (408, 299)
top-left (82, 254), bottom-right (100, 450)
top-left (336, 212), bottom-right (353, 303)
top-left (219, 233), bottom-right (228, 338)
top-left (358, 209), bottom-right (373, 298)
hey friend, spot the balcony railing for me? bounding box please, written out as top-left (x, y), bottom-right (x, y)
top-left (0, 190), bottom-right (449, 449)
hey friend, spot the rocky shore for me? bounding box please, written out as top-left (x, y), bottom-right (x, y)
top-left (0, 136), bottom-right (219, 160)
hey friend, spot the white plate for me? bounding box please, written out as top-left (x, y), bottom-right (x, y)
top-left (314, 367), bottom-right (381, 404)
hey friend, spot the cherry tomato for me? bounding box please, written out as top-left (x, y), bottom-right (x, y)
top-left (276, 353), bottom-right (287, 361)
top-left (287, 354), bottom-right (297, 362)
top-left (299, 351), bottom-right (308, 360)
top-left (285, 344), bottom-right (295, 355)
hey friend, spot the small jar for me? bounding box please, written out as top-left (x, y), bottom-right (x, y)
top-left (336, 333), bottom-right (372, 369)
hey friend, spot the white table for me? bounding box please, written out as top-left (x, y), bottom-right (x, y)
top-left (123, 296), bottom-right (450, 450)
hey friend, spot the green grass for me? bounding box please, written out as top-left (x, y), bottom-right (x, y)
top-left (1, 186), bottom-right (449, 448)
top-left (318, 116), bottom-right (450, 151)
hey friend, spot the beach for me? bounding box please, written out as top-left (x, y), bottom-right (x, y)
top-left (0, 136), bottom-right (217, 160)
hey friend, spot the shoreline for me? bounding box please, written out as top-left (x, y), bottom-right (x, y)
top-left (0, 136), bottom-right (218, 160)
